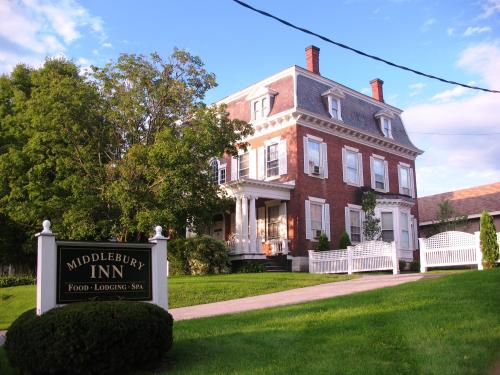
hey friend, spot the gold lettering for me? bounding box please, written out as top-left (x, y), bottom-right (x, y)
top-left (66, 260), bottom-right (78, 271)
top-left (130, 258), bottom-right (137, 268)
top-left (91, 253), bottom-right (99, 262)
top-left (90, 264), bottom-right (97, 279)
top-left (111, 265), bottom-right (123, 279)
top-left (115, 253), bottom-right (122, 262)
top-left (82, 255), bottom-right (91, 264)
top-left (137, 262), bottom-right (145, 271)
top-left (97, 265), bottom-right (110, 278)
top-left (108, 253), bottom-right (115, 261)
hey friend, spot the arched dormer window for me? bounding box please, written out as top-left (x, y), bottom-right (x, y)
top-left (375, 110), bottom-right (395, 139)
top-left (246, 87), bottom-right (278, 122)
top-left (322, 86), bottom-right (345, 121)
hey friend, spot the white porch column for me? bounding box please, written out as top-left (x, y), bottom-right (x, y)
top-left (235, 195), bottom-right (242, 253)
top-left (241, 195), bottom-right (249, 253)
top-left (249, 196), bottom-right (257, 253)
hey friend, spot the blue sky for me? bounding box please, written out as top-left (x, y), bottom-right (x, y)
top-left (1, 0), bottom-right (499, 196)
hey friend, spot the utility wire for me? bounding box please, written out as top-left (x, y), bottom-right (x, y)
top-left (232, 0), bottom-right (500, 94)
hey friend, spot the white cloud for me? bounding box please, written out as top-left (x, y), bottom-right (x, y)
top-left (409, 82), bottom-right (426, 97)
top-left (102, 42), bottom-right (112, 48)
top-left (478, 0), bottom-right (500, 19)
top-left (0, 0), bottom-right (107, 73)
top-left (403, 41), bottom-right (500, 196)
top-left (463, 26), bottom-right (492, 36)
top-left (447, 27), bottom-right (455, 36)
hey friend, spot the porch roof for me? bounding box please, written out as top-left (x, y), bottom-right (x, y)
top-left (223, 178), bottom-right (295, 201)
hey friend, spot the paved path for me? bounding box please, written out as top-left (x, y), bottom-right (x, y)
top-left (171, 273), bottom-right (428, 321)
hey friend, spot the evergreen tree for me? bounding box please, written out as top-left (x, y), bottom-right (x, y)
top-left (317, 234), bottom-right (330, 251)
top-left (362, 191), bottom-right (381, 241)
top-left (480, 211), bottom-right (499, 269)
top-left (430, 200), bottom-right (468, 235)
top-left (338, 231), bottom-right (352, 249)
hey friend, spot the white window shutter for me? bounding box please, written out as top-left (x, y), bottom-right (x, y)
top-left (303, 136), bottom-right (309, 175)
top-left (358, 153), bottom-right (364, 186)
top-left (231, 157), bottom-right (238, 181)
top-left (384, 160), bottom-right (389, 192)
top-left (324, 203), bottom-right (331, 240)
top-left (341, 148), bottom-right (347, 183)
top-left (344, 207), bottom-right (350, 237)
top-left (278, 140), bottom-right (287, 176)
top-left (370, 156), bottom-right (375, 189)
top-left (249, 148), bottom-right (257, 179)
top-left (279, 202), bottom-right (287, 239)
top-left (321, 142), bottom-right (328, 179)
top-left (410, 167), bottom-right (415, 198)
top-left (258, 146), bottom-right (265, 180)
top-left (305, 200), bottom-right (311, 240)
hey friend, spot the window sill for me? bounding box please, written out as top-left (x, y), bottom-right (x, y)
top-left (265, 175), bottom-right (281, 182)
top-left (306, 173), bottom-right (327, 180)
top-left (344, 180), bottom-right (362, 187)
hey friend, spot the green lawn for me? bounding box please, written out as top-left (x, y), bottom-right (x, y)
top-left (157, 269), bottom-right (500, 374)
top-left (0, 272), bottom-right (353, 330)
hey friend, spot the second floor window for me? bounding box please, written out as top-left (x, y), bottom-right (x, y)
top-left (308, 140), bottom-right (321, 174)
top-left (238, 153), bottom-right (249, 179)
top-left (209, 159), bottom-right (226, 184)
top-left (373, 158), bottom-right (386, 190)
top-left (345, 149), bottom-right (360, 185)
top-left (399, 165), bottom-right (411, 196)
top-left (266, 143), bottom-right (279, 178)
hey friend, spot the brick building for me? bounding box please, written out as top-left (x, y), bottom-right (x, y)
top-left (208, 46), bottom-right (423, 271)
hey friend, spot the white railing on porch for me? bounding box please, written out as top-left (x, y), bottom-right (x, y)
top-left (419, 231), bottom-right (500, 272)
top-left (268, 239), bottom-right (289, 255)
top-left (226, 235), bottom-right (263, 255)
top-left (309, 241), bottom-right (399, 275)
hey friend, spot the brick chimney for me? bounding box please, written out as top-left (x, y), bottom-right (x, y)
top-left (370, 78), bottom-right (384, 102)
top-left (305, 45), bottom-right (320, 75)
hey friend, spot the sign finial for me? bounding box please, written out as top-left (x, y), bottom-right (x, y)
top-left (42, 220), bottom-right (52, 234)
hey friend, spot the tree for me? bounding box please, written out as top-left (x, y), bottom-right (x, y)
top-left (479, 211), bottom-right (499, 269)
top-left (362, 190), bottom-right (381, 241)
top-left (338, 231), bottom-right (352, 249)
top-left (430, 200), bottom-right (468, 235)
top-left (0, 50), bottom-right (253, 268)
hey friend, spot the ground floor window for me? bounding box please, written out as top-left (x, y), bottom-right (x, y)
top-left (381, 212), bottom-right (394, 242)
top-left (349, 210), bottom-right (362, 243)
top-left (310, 203), bottom-right (323, 239)
top-left (400, 212), bottom-right (410, 249)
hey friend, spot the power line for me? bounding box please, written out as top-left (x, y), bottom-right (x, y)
top-left (231, 0), bottom-right (500, 94)
top-left (408, 131), bottom-right (500, 136)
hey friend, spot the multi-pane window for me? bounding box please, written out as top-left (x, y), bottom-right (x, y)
top-left (267, 205), bottom-right (280, 239)
top-left (308, 140), bottom-right (321, 173)
top-left (210, 160), bottom-right (219, 183)
top-left (330, 99), bottom-right (339, 119)
top-left (238, 153), bottom-right (249, 179)
top-left (219, 168), bottom-right (226, 184)
top-left (350, 210), bottom-right (362, 243)
top-left (346, 150), bottom-right (359, 184)
top-left (381, 212), bottom-right (394, 242)
top-left (400, 166), bottom-right (411, 196)
top-left (382, 118), bottom-right (391, 137)
top-left (400, 212), bottom-right (410, 249)
top-left (373, 158), bottom-right (385, 190)
top-left (266, 143), bottom-right (279, 178)
top-left (253, 97), bottom-right (269, 121)
top-left (311, 203), bottom-right (323, 238)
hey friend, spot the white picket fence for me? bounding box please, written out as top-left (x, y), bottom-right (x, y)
top-left (309, 241), bottom-right (399, 275)
top-left (419, 231), bottom-right (500, 272)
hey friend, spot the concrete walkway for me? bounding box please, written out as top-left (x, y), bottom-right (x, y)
top-left (171, 273), bottom-right (428, 321)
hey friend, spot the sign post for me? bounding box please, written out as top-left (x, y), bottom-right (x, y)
top-left (36, 221), bottom-right (168, 315)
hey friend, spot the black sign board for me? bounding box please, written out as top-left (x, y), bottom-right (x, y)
top-left (56, 242), bottom-right (152, 304)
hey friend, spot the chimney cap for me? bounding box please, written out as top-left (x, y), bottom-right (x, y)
top-left (370, 78), bottom-right (384, 84)
top-left (305, 45), bottom-right (320, 52)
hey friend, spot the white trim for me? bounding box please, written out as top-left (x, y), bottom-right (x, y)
top-left (309, 196), bottom-right (326, 204)
top-left (345, 205), bottom-right (364, 244)
top-left (397, 163), bottom-right (413, 197)
top-left (264, 136), bottom-right (282, 146)
top-left (371, 155), bottom-right (389, 193)
top-left (419, 210), bottom-right (500, 226)
top-left (305, 133), bottom-right (324, 142)
top-left (342, 146), bottom-right (363, 187)
top-left (344, 145), bottom-right (359, 152)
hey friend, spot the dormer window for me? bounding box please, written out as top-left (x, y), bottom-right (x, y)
top-left (375, 110), bottom-right (395, 139)
top-left (322, 86), bottom-right (345, 121)
top-left (247, 87), bottom-right (277, 122)
top-left (209, 159), bottom-right (226, 184)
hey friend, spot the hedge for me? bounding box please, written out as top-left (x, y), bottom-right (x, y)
top-left (5, 301), bottom-right (173, 375)
top-left (0, 274), bottom-right (36, 288)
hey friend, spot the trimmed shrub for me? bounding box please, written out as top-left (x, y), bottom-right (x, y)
top-left (399, 260), bottom-right (407, 271)
top-left (409, 260), bottom-right (420, 272)
top-left (317, 234), bottom-right (330, 251)
top-left (236, 261), bottom-right (266, 273)
top-left (5, 301), bottom-right (173, 375)
top-left (480, 211), bottom-right (499, 268)
top-left (0, 274), bottom-right (36, 288)
top-left (338, 231), bottom-right (352, 249)
top-left (168, 235), bottom-right (230, 275)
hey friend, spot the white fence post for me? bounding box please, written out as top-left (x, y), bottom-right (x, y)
top-left (474, 231), bottom-right (483, 271)
top-left (148, 226), bottom-right (169, 311)
top-left (347, 246), bottom-right (353, 275)
top-left (391, 241), bottom-right (399, 275)
top-left (36, 220), bottom-right (57, 315)
top-left (308, 250), bottom-right (313, 273)
top-left (419, 238), bottom-right (427, 273)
